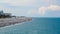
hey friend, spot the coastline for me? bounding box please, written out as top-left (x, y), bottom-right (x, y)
top-left (0, 17), bottom-right (32, 27)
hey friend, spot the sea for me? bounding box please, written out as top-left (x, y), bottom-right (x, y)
top-left (0, 18), bottom-right (60, 34)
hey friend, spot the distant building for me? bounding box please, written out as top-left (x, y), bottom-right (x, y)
top-left (0, 10), bottom-right (11, 16)
top-left (0, 10), bottom-right (3, 16)
top-left (0, 10), bottom-right (12, 18)
top-left (3, 13), bottom-right (11, 16)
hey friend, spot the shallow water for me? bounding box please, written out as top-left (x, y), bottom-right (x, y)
top-left (0, 18), bottom-right (60, 34)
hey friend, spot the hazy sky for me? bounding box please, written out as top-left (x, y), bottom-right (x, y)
top-left (0, 0), bottom-right (60, 17)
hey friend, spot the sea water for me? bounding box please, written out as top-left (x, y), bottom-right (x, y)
top-left (0, 18), bottom-right (60, 34)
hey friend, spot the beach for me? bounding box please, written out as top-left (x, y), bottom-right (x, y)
top-left (0, 17), bottom-right (32, 27)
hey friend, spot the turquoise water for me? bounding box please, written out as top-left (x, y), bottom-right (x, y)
top-left (0, 18), bottom-right (60, 34)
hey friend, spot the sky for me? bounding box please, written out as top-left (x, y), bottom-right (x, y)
top-left (0, 0), bottom-right (60, 17)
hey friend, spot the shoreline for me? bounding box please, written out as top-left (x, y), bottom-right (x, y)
top-left (0, 17), bottom-right (32, 27)
top-left (0, 21), bottom-right (30, 29)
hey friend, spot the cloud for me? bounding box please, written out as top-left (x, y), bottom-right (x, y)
top-left (27, 5), bottom-right (60, 15)
top-left (27, 7), bottom-right (46, 16)
top-left (48, 5), bottom-right (60, 10)
top-left (38, 6), bottom-right (47, 15)
top-left (0, 0), bottom-right (38, 6)
top-left (39, 5), bottom-right (60, 15)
